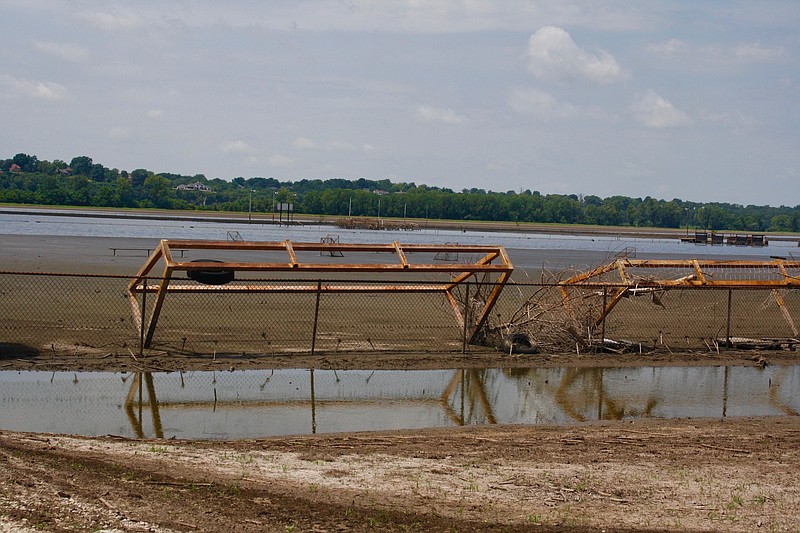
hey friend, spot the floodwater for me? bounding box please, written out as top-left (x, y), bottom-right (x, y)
top-left (0, 208), bottom-right (796, 259)
top-left (0, 365), bottom-right (797, 440)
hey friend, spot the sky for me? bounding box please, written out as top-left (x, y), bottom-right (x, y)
top-left (2, 1), bottom-right (799, 207)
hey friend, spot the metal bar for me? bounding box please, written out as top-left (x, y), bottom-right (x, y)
top-left (169, 262), bottom-right (511, 273)
top-left (593, 287), bottom-right (629, 329)
top-left (726, 288), bottom-right (733, 347)
top-left (143, 266), bottom-right (173, 348)
top-left (462, 283), bottom-right (470, 354)
top-left (130, 283), bottom-right (453, 293)
top-left (284, 240), bottom-right (299, 268)
top-left (311, 281), bottom-right (322, 355)
top-left (773, 289), bottom-right (799, 337)
top-left (127, 241), bottom-right (166, 292)
top-left (469, 270), bottom-right (512, 344)
top-left (393, 241), bottom-right (409, 268)
top-left (139, 277), bottom-right (147, 356)
top-left (601, 286), bottom-right (607, 347)
top-left (160, 239), bottom-right (511, 254)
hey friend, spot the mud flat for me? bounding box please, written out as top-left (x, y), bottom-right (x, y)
top-left (1, 417), bottom-right (799, 532)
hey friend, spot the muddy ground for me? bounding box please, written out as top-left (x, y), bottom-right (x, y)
top-left (2, 224), bottom-right (800, 532)
top-left (2, 417), bottom-right (799, 532)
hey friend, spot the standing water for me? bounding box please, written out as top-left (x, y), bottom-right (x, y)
top-left (0, 365), bottom-right (796, 439)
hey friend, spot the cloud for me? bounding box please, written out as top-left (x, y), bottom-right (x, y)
top-left (109, 127), bottom-right (130, 140)
top-left (631, 90), bottom-right (691, 128)
top-left (51, 2), bottom-right (648, 34)
top-left (1, 75), bottom-right (70, 101)
top-left (293, 137), bottom-right (316, 149)
top-left (526, 26), bottom-right (627, 84)
top-left (74, 9), bottom-right (141, 30)
top-left (646, 39), bottom-right (785, 64)
top-left (732, 42), bottom-right (785, 62)
top-left (32, 40), bottom-right (88, 62)
top-left (269, 154), bottom-right (295, 167)
top-left (508, 87), bottom-right (580, 119)
top-left (221, 140), bottom-right (256, 154)
top-left (147, 109), bottom-right (164, 120)
top-left (414, 105), bottom-right (469, 125)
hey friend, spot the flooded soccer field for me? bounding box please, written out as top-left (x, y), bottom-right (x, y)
top-left (1, 364), bottom-right (797, 439)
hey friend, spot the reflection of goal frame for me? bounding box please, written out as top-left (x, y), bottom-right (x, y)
top-left (128, 239), bottom-right (513, 349)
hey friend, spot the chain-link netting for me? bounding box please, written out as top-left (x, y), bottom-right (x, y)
top-left (1, 270), bottom-right (798, 358)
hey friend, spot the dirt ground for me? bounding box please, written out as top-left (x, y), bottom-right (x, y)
top-left (2, 217), bottom-right (800, 532)
top-left (2, 417), bottom-right (799, 532)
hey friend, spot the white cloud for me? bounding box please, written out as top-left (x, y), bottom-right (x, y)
top-left (363, 144), bottom-right (375, 153)
top-left (109, 127), bottom-right (130, 140)
top-left (55, 2), bottom-right (648, 34)
top-left (269, 154), bottom-right (295, 167)
top-left (646, 39), bottom-right (785, 64)
top-left (508, 87), bottom-right (579, 119)
top-left (147, 109), bottom-right (164, 120)
top-left (1, 75), bottom-right (70, 101)
top-left (293, 137), bottom-right (316, 149)
top-left (32, 39), bottom-right (88, 62)
top-left (644, 38), bottom-right (687, 56)
top-left (75, 9), bottom-right (142, 30)
top-left (732, 42), bottom-right (785, 62)
top-left (414, 105), bottom-right (469, 125)
top-left (631, 90), bottom-right (691, 128)
top-left (221, 140), bottom-right (256, 154)
top-left (526, 26), bottom-right (627, 84)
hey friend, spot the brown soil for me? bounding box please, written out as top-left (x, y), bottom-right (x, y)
top-left (2, 345), bottom-right (798, 373)
top-left (2, 417), bottom-right (799, 532)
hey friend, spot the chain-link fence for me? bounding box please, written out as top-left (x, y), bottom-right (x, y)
top-left (1, 270), bottom-right (798, 358)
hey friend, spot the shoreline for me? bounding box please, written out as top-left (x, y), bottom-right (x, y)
top-left (3, 204), bottom-right (798, 242)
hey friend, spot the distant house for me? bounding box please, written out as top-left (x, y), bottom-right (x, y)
top-left (176, 182), bottom-right (211, 191)
top-left (56, 168), bottom-right (73, 175)
top-left (9, 164), bottom-right (22, 172)
top-left (372, 189), bottom-right (390, 195)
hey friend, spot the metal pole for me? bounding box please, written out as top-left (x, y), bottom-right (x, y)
top-left (726, 288), bottom-right (733, 347)
top-left (311, 281), bottom-right (322, 355)
top-left (139, 278), bottom-right (147, 357)
top-left (248, 189), bottom-right (253, 224)
top-left (462, 283), bottom-right (470, 354)
top-left (601, 286), bottom-right (607, 350)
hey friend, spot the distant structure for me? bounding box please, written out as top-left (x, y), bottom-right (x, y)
top-left (681, 231), bottom-right (767, 247)
top-left (175, 182), bottom-right (211, 191)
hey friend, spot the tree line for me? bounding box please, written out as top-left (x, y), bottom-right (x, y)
top-left (1, 152), bottom-right (798, 232)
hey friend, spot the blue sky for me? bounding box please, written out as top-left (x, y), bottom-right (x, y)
top-left (2, 1), bottom-right (798, 206)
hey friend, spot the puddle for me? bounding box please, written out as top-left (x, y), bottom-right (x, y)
top-left (0, 366), bottom-right (797, 439)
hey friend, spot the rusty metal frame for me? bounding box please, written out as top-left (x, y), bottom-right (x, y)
top-left (128, 239), bottom-right (513, 349)
top-left (559, 258), bottom-right (800, 330)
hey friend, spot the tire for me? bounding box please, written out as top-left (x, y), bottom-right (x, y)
top-left (186, 259), bottom-right (235, 285)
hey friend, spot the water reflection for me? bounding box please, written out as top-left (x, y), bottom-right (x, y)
top-left (0, 365), bottom-right (797, 439)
